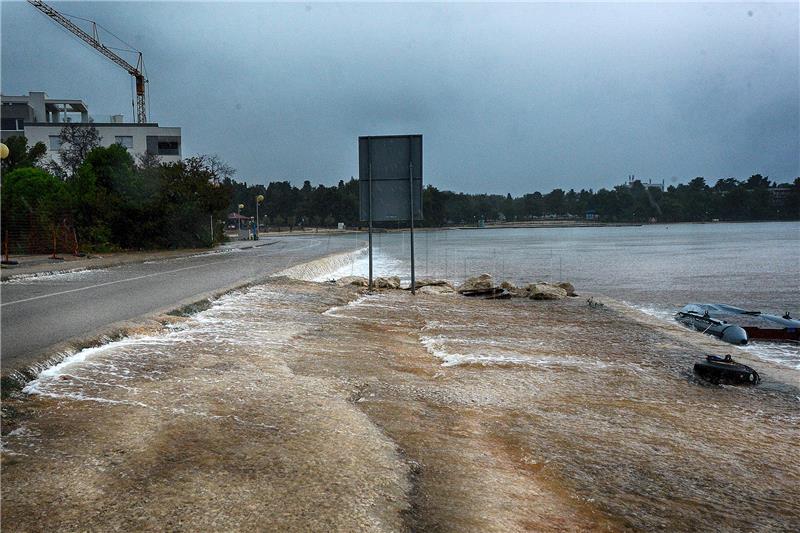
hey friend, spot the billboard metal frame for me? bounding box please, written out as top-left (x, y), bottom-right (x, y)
top-left (359, 134), bottom-right (422, 293)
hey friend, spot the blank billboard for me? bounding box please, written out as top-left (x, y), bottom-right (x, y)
top-left (359, 135), bottom-right (422, 222)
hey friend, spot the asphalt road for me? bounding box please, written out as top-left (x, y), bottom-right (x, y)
top-left (1, 234), bottom-right (365, 373)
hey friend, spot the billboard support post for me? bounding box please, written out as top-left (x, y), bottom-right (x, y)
top-left (409, 161), bottom-right (416, 294)
top-left (368, 146), bottom-right (374, 290)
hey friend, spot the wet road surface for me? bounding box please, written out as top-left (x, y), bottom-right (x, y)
top-left (1, 235), bottom-right (365, 372)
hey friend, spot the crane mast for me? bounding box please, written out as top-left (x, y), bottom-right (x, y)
top-left (27, 0), bottom-right (148, 123)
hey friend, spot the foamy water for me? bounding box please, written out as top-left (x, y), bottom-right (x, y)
top-left (628, 301), bottom-right (800, 369)
top-left (310, 285), bottom-right (800, 530)
top-left (3, 268), bottom-right (99, 284)
top-left (7, 261), bottom-right (799, 530)
top-left (321, 224), bottom-right (800, 369)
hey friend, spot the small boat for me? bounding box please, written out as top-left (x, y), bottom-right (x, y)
top-left (676, 304), bottom-right (800, 344)
top-left (675, 304), bottom-right (748, 345)
top-left (694, 354), bottom-right (760, 385)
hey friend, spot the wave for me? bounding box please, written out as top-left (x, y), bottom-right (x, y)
top-left (274, 246), bottom-right (368, 281)
top-left (274, 245), bottom-right (406, 283)
top-left (419, 334), bottom-right (607, 368)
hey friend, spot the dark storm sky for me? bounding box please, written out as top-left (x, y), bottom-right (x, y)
top-left (2, 1), bottom-right (798, 194)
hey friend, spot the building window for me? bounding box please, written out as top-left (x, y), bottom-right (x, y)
top-left (1, 118), bottom-right (21, 130)
top-left (146, 135), bottom-right (180, 156)
top-left (49, 135), bottom-right (61, 150)
top-left (157, 141), bottom-right (179, 155)
top-left (115, 135), bottom-right (134, 149)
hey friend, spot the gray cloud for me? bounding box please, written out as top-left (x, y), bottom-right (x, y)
top-left (3, 1), bottom-right (798, 194)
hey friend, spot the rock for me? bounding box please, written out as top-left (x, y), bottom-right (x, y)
top-left (417, 284), bottom-right (456, 295)
top-left (557, 281), bottom-right (576, 296)
top-left (335, 276), bottom-right (368, 287)
top-left (500, 280), bottom-right (516, 291)
top-left (414, 278), bottom-right (455, 290)
top-left (528, 283), bottom-right (568, 300)
top-left (457, 273), bottom-right (495, 294)
top-left (373, 276), bottom-right (401, 290)
top-left (483, 289), bottom-right (512, 300)
top-left (508, 285), bottom-right (531, 298)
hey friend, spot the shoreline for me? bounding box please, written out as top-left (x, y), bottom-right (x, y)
top-left (2, 276), bottom-right (798, 531)
top-left (254, 218), bottom-right (799, 236)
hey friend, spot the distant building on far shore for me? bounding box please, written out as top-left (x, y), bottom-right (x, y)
top-left (769, 186), bottom-right (793, 208)
top-left (1, 91), bottom-right (181, 165)
top-left (622, 174), bottom-right (665, 192)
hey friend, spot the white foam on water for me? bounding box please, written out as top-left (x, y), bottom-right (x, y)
top-left (274, 247), bottom-right (367, 281)
top-left (419, 334), bottom-right (605, 368)
top-left (736, 342), bottom-right (800, 370)
top-left (143, 247), bottom-right (245, 264)
top-left (276, 245), bottom-right (408, 285)
top-left (323, 293), bottom-right (385, 317)
top-left (22, 335), bottom-right (160, 395)
top-left (3, 268), bottom-right (98, 284)
top-left (21, 282), bottom-right (311, 406)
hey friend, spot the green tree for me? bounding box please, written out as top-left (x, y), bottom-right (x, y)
top-left (1, 167), bottom-right (70, 250)
top-left (0, 135), bottom-right (47, 174)
top-left (54, 123), bottom-right (102, 177)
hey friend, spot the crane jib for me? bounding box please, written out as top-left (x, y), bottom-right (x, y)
top-left (27, 0), bottom-right (148, 123)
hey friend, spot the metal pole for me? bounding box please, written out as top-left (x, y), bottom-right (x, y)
top-left (210, 215), bottom-right (213, 244)
top-left (256, 202), bottom-right (259, 239)
top-left (409, 160), bottom-right (416, 295)
top-left (368, 140), bottom-right (374, 290)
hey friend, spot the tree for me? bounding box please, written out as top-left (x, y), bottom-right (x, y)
top-left (0, 135), bottom-right (47, 173)
top-left (136, 150), bottom-right (162, 170)
top-left (55, 123), bottom-right (102, 177)
top-left (1, 167), bottom-right (70, 249)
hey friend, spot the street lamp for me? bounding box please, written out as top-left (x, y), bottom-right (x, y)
top-left (0, 143), bottom-right (9, 160)
top-left (238, 203), bottom-right (245, 240)
top-left (255, 194), bottom-right (264, 239)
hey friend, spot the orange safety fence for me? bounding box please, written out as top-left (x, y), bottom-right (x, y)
top-left (1, 212), bottom-right (80, 262)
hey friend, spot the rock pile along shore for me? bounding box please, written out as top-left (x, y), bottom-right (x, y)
top-left (332, 273), bottom-right (577, 300)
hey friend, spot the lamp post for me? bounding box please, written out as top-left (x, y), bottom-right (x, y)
top-left (238, 203), bottom-right (245, 240)
top-left (0, 143), bottom-right (9, 160)
top-left (255, 194), bottom-right (264, 239)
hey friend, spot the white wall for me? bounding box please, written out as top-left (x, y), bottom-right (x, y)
top-left (24, 124), bottom-right (182, 166)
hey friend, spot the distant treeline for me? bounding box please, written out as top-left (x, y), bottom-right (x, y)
top-left (3, 127), bottom-right (796, 255)
top-left (228, 175), bottom-right (800, 228)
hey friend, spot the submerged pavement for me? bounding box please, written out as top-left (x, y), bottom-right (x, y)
top-left (2, 278), bottom-right (798, 531)
top-left (0, 234), bottom-right (365, 374)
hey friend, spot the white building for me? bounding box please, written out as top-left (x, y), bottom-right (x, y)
top-left (1, 91), bottom-right (181, 164)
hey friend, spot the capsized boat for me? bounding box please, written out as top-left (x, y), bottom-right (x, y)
top-left (694, 354), bottom-right (760, 385)
top-left (675, 304), bottom-right (800, 344)
top-left (675, 304), bottom-right (748, 345)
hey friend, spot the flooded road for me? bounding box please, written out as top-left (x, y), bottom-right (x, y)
top-left (3, 276), bottom-right (798, 531)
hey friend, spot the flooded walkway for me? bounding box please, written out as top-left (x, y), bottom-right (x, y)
top-left (2, 279), bottom-right (799, 531)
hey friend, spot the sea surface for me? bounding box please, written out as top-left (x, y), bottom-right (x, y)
top-left (326, 221), bottom-right (800, 368)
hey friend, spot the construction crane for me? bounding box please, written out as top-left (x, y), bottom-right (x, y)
top-left (27, 0), bottom-right (149, 123)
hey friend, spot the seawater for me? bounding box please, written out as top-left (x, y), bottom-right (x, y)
top-left (337, 222), bottom-right (800, 368)
top-left (7, 248), bottom-right (799, 530)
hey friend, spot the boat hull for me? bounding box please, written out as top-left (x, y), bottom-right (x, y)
top-left (743, 327), bottom-right (800, 343)
top-left (675, 313), bottom-right (748, 345)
